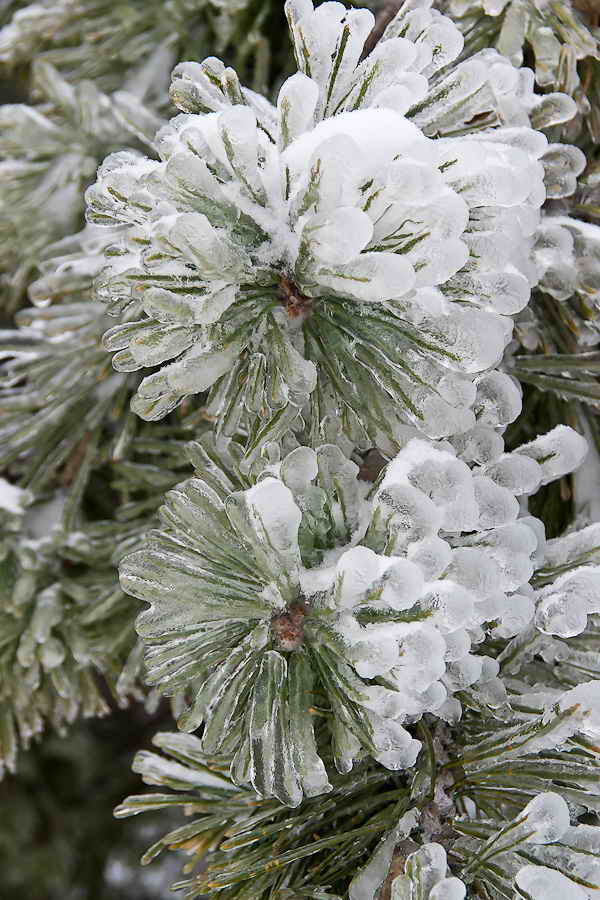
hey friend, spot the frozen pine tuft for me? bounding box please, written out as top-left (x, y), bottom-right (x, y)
top-left (0, 487), bottom-right (142, 776)
top-left (120, 426), bottom-right (596, 805)
top-left (86, 0), bottom-right (588, 457)
top-left (0, 61), bottom-right (163, 313)
top-left (447, 0), bottom-right (600, 139)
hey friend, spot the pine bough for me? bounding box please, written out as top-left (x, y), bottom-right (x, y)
top-left (2, 0), bottom-right (600, 897)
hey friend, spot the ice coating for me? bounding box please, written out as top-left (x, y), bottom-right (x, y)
top-left (390, 843), bottom-right (466, 900)
top-left (544, 522), bottom-right (600, 569)
top-left (0, 485), bottom-right (140, 778)
top-left (515, 425), bottom-right (588, 484)
top-left (516, 211), bottom-right (600, 422)
top-left (348, 809), bottom-right (420, 900)
top-left (0, 57), bottom-right (163, 311)
top-left (0, 478), bottom-right (26, 517)
top-left (86, 0), bottom-right (560, 453)
top-left (448, 0), bottom-right (598, 117)
top-left (120, 425), bottom-right (592, 804)
top-left (515, 865), bottom-right (587, 899)
top-left (520, 793), bottom-right (570, 844)
top-left (0, 291), bottom-right (133, 497)
top-left (533, 215), bottom-right (600, 307)
top-left (535, 567), bottom-right (600, 637)
top-left (557, 682), bottom-right (600, 741)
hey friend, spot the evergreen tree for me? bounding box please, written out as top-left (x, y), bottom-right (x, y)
top-left (1, 0), bottom-right (600, 897)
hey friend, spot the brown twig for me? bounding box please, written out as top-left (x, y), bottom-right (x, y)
top-left (573, 0), bottom-right (600, 29)
top-left (61, 432), bottom-right (93, 486)
top-left (378, 839), bottom-right (420, 900)
top-left (278, 275), bottom-right (313, 319)
top-left (271, 602), bottom-right (307, 651)
top-left (358, 448), bottom-right (388, 483)
top-left (360, 0), bottom-right (404, 61)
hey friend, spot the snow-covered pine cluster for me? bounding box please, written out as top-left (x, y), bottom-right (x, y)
top-left (2, 0), bottom-right (600, 897)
